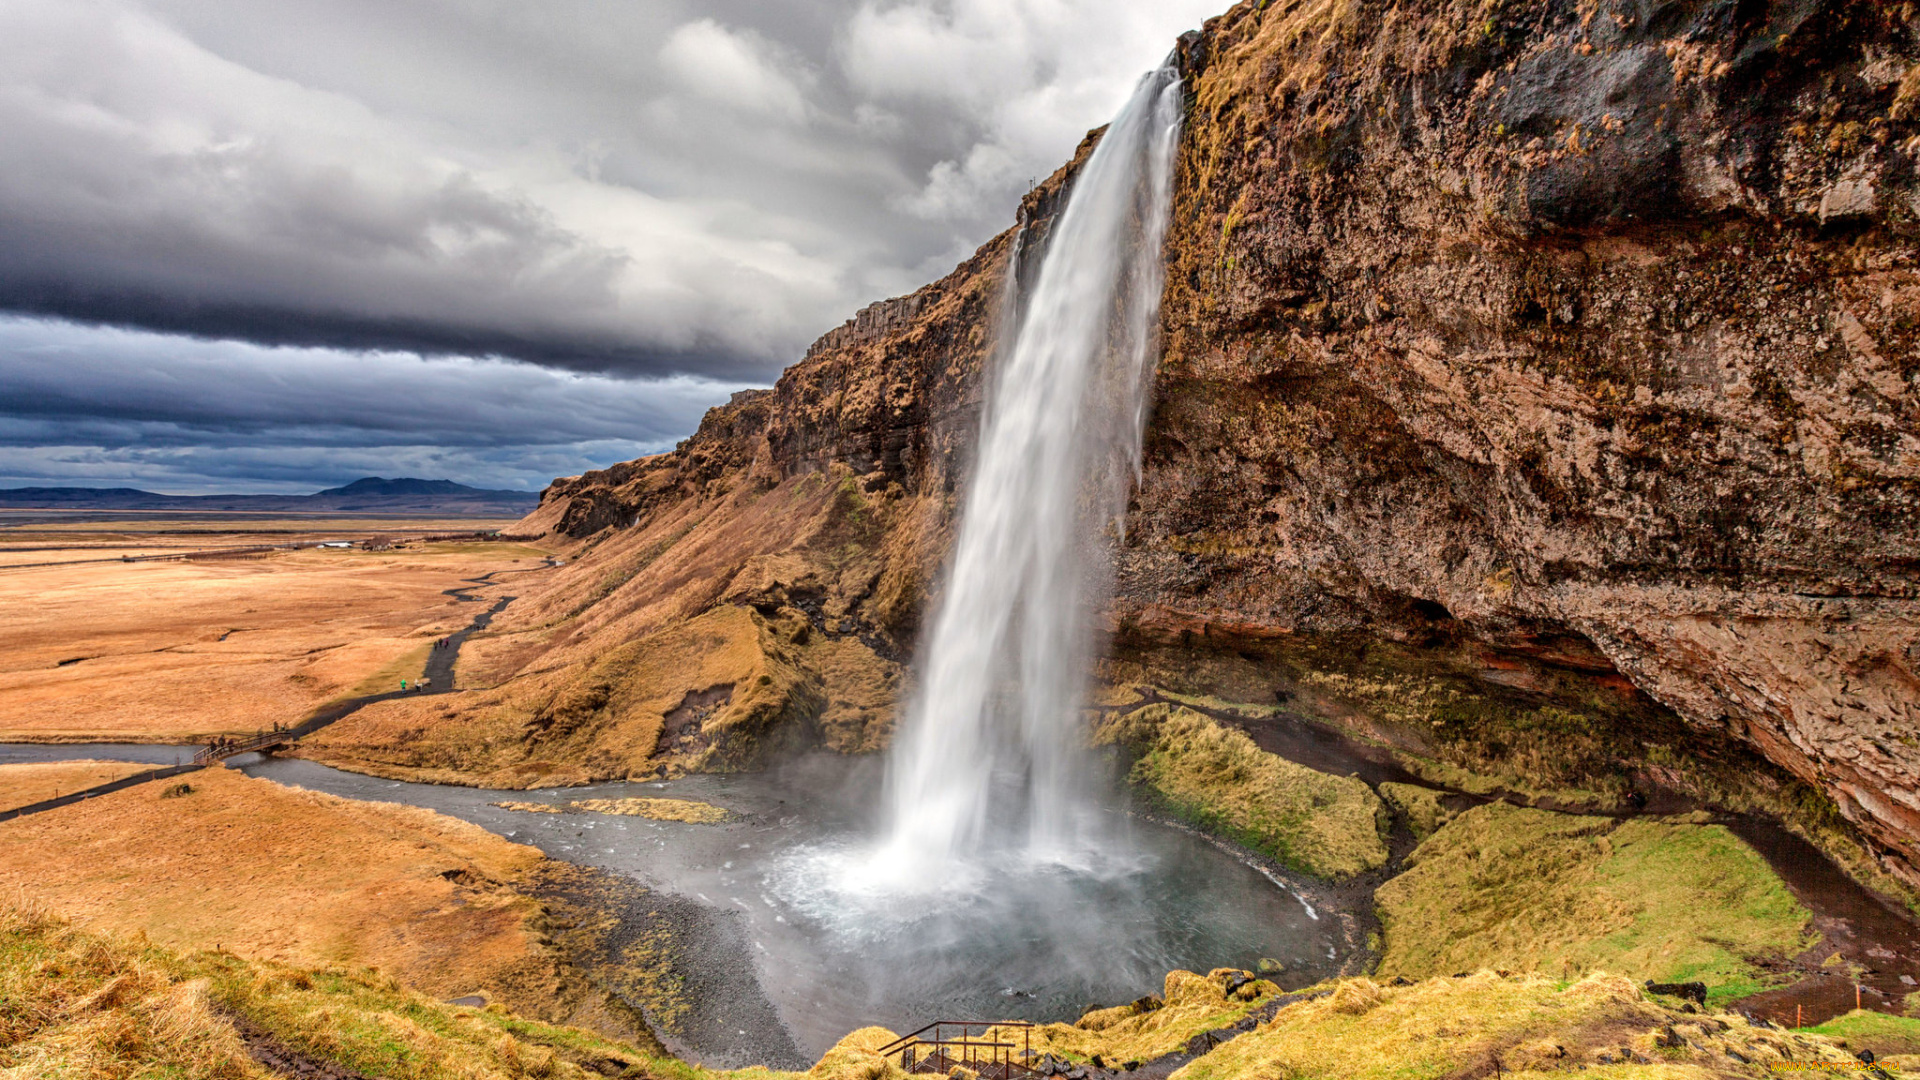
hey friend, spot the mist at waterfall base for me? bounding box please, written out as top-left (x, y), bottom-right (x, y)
top-left (757, 64), bottom-right (1328, 1034)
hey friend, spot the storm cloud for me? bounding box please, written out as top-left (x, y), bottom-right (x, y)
top-left (1, 0), bottom-right (1222, 490)
top-left (0, 316), bottom-right (739, 492)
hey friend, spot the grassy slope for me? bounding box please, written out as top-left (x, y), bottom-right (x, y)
top-left (1169, 971), bottom-right (1866, 1080)
top-left (1375, 805), bottom-right (1814, 1004)
top-left (0, 902), bottom-right (657, 1080)
top-left (1797, 1009), bottom-right (1920, 1061)
top-left (1096, 703), bottom-right (1388, 880)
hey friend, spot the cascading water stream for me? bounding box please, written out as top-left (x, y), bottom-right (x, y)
top-left (873, 62), bottom-right (1185, 881)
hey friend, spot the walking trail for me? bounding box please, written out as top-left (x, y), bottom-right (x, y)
top-left (0, 562), bottom-right (550, 823)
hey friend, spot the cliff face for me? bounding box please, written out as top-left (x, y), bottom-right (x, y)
top-left (321, 1), bottom-right (1918, 891)
top-left (1134, 0), bottom-right (1920, 884)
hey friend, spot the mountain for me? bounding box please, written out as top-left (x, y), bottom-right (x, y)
top-left (0, 477), bottom-right (539, 515)
top-left (314, 477), bottom-right (492, 498)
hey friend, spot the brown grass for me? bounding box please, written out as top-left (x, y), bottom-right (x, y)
top-left (0, 766), bottom-right (600, 1026)
top-left (0, 760), bottom-right (156, 811)
top-left (0, 899), bottom-right (666, 1080)
top-left (0, 540), bottom-right (551, 743)
top-left (301, 602), bottom-right (851, 788)
top-left (317, 467), bottom-right (908, 789)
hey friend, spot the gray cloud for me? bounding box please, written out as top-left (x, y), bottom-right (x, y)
top-left (0, 317), bottom-right (743, 492)
top-left (2, 0), bottom-right (1221, 492)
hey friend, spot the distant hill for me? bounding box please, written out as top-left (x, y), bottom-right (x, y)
top-left (0, 477), bottom-right (540, 516)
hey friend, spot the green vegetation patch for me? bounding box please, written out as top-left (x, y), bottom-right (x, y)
top-left (1797, 1009), bottom-right (1920, 1056)
top-left (1097, 703), bottom-right (1387, 880)
top-left (1375, 804), bottom-right (1814, 1003)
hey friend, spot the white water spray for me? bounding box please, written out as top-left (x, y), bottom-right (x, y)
top-left (874, 63), bottom-right (1184, 879)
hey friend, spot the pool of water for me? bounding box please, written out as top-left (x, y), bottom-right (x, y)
top-left (224, 752), bottom-right (1337, 1058)
top-left (1, 743), bottom-right (1346, 1059)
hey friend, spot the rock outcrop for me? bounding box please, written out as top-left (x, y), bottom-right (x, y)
top-left (338, 0), bottom-right (1919, 893)
top-left (1136, 0), bottom-right (1920, 885)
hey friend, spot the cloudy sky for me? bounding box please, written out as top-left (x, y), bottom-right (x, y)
top-left (0, 0), bottom-right (1220, 493)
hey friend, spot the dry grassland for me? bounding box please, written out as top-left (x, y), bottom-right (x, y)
top-left (1, 901), bottom-right (664, 1080)
top-left (0, 538), bottom-right (549, 743)
top-left (0, 765), bottom-right (590, 1022)
top-left (0, 759), bottom-right (157, 810)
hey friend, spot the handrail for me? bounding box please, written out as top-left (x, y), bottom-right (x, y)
top-left (881, 1019), bottom-right (1036, 1080)
top-left (191, 729), bottom-right (293, 766)
top-left (876, 1021), bottom-right (1033, 1056)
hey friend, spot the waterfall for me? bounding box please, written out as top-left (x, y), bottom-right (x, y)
top-left (877, 63), bottom-right (1184, 877)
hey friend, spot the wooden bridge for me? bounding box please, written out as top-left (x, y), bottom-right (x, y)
top-left (878, 1022), bottom-right (1037, 1080)
top-left (191, 729), bottom-right (296, 766)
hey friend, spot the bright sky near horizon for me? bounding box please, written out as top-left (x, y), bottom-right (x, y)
top-left (0, 0), bottom-right (1222, 493)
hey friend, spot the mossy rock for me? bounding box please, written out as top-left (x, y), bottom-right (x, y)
top-left (1097, 704), bottom-right (1388, 880)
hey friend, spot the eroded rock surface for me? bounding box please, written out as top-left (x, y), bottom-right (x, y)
top-left (1136, 0), bottom-right (1920, 884)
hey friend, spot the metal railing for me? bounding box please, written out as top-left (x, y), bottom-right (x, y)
top-left (191, 729), bottom-right (294, 766)
top-left (877, 1021), bottom-right (1036, 1080)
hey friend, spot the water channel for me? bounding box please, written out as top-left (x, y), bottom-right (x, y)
top-left (0, 741), bottom-right (1347, 1063)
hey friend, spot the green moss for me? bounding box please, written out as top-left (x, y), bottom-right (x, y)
top-left (1375, 804), bottom-right (1814, 1003)
top-left (1110, 630), bottom-right (1920, 918)
top-left (1796, 1010), bottom-right (1920, 1054)
top-left (1097, 704), bottom-right (1388, 880)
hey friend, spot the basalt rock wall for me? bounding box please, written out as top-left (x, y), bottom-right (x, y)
top-left (521, 0), bottom-right (1920, 883)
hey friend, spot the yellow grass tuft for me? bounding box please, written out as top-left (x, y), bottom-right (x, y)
top-left (1376, 782), bottom-right (1452, 840)
top-left (1168, 972), bottom-right (1863, 1080)
top-left (1010, 969), bottom-right (1279, 1066)
top-left (807, 1026), bottom-right (911, 1080)
top-left (0, 900), bottom-right (670, 1080)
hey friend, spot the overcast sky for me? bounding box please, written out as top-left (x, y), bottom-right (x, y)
top-left (0, 0), bottom-right (1220, 493)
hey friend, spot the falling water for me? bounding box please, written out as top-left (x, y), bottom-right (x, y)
top-left (876, 62), bottom-right (1184, 878)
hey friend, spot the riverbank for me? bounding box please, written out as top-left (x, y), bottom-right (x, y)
top-left (0, 763), bottom-right (653, 1044)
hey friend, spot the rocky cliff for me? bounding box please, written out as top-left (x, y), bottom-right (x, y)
top-left (308, 0), bottom-right (1920, 899)
top-left (1135, 0), bottom-right (1920, 886)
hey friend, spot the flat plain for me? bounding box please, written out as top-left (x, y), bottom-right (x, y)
top-left (0, 517), bottom-right (547, 743)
